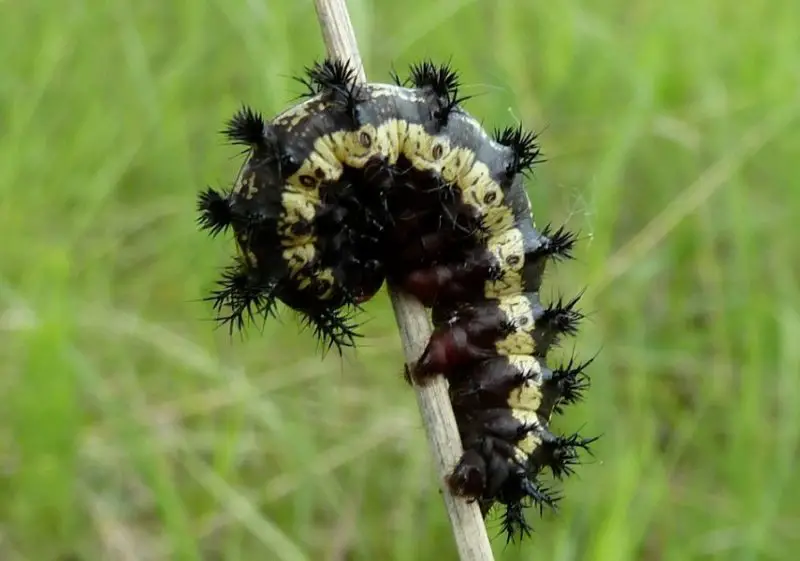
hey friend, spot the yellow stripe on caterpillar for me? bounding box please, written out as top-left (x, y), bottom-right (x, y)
top-left (403, 123), bottom-right (453, 175)
top-left (372, 119), bottom-right (405, 165)
top-left (484, 271), bottom-right (523, 299)
top-left (440, 147), bottom-right (476, 185)
top-left (457, 161), bottom-right (514, 233)
top-left (511, 410), bottom-right (545, 458)
top-left (483, 206), bottom-right (516, 233)
top-left (282, 243), bottom-right (316, 276)
top-left (316, 269), bottom-right (336, 300)
top-left (273, 97), bottom-right (327, 132)
top-left (483, 228), bottom-right (526, 298)
top-left (294, 268), bottom-right (336, 300)
top-left (507, 354), bottom-right (544, 379)
top-left (292, 119), bottom-right (411, 182)
top-left (496, 327), bottom-right (536, 355)
top-left (331, 125), bottom-right (382, 168)
top-left (402, 126), bottom-right (496, 202)
top-left (507, 379), bottom-right (544, 413)
top-left (495, 294), bottom-right (536, 355)
top-left (278, 192), bottom-right (318, 247)
top-left (399, 123), bottom-right (515, 234)
top-left (285, 136), bottom-right (343, 196)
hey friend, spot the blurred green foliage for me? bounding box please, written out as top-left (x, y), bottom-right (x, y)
top-left (1, 0), bottom-right (799, 559)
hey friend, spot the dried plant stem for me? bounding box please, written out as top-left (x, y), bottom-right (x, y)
top-left (312, 1), bottom-right (495, 560)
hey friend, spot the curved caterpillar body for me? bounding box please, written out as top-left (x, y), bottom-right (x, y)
top-left (196, 58), bottom-right (595, 542)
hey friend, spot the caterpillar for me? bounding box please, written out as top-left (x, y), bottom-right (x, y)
top-left (196, 58), bottom-right (596, 542)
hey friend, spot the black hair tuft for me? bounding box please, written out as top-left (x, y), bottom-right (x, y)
top-left (537, 224), bottom-right (578, 262)
top-left (298, 306), bottom-right (363, 357)
top-left (542, 432), bottom-right (599, 480)
top-left (408, 60), bottom-right (461, 98)
top-left (539, 292), bottom-right (585, 340)
top-left (408, 60), bottom-right (471, 126)
top-left (222, 105), bottom-right (268, 148)
top-left (551, 353), bottom-right (595, 414)
top-left (302, 58), bottom-right (359, 95)
top-left (196, 187), bottom-right (235, 237)
top-left (500, 500), bottom-right (532, 544)
top-left (205, 258), bottom-right (278, 335)
top-left (493, 125), bottom-right (543, 176)
top-left (388, 66), bottom-right (405, 87)
top-left (300, 58), bottom-right (363, 120)
top-left (521, 477), bottom-right (562, 516)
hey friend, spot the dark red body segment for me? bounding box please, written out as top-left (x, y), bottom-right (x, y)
top-left (401, 254), bottom-right (492, 307)
top-left (413, 327), bottom-right (496, 382)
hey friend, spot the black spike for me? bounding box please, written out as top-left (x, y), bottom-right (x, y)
top-left (298, 306), bottom-right (363, 358)
top-left (551, 353), bottom-right (595, 414)
top-left (408, 59), bottom-right (471, 126)
top-left (540, 432), bottom-right (598, 480)
top-left (521, 477), bottom-right (562, 516)
top-left (293, 69), bottom-right (318, 98)
top-left (205, 258), bottom-right (277, 335)
top-left (461, 448), bottom-right (569, 544)
top-left (537, 224), bottom-right (578, 262)
top-left (408, 60), bottom-right (461, 98)
top-left (493, 125), bottom-right (543, 176)
top-left (388, 66), bottom-right (405, 87)
top-left (303, 58), bottom-right (359, 95)
top-left (497, 475), bottom-right (561, 543)
top-left (500, 501), bottom-right (532, 545)
top-left (539, 292), bottom-right (585, 340)
top-left (299, 58), bottom-right (362, 119)
top-left (222, 105), bottom-right (267, 147)
top-left (196, 187), bottom-right (234, 237)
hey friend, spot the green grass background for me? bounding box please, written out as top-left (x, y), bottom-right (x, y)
top-left (2, 0), bottom-right (799, 559)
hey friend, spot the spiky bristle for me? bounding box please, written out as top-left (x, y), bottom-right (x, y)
top-left (493, 125), bottom-right (543, 175)
top-left (297, 58), bottom-right (362, 118)
top-left (540, 432), bottom-right (598, 480)
top-left (306, 58), bottom-right (358, 92)
top-left (500, 501), bottom-right (532, 544)
top-left (551, 354), bottom-right (594, 413)
top-left (298, 306), bottom-right (363, 357)
top-left (196, 187), bottom-right (234, 237)
top-left (222, 105), bottom-right (267, 147)
top-left (540, 292), bottom-right (585, 339)
top-left (495, 476), bottom-right (562, 543)
top-left (538, 224), bottom-right (578, 261)
top-left (389, 66), bottom-right (405, 87)
top-left (408, 60), bottom-right (470, 125)
top-left (524, 479), bottom-right (562, 516)
top-left (205, 258), bottom-right (277, 335)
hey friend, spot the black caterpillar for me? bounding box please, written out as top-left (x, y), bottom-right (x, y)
top-left (196, 58), bottom-right (596, 543)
